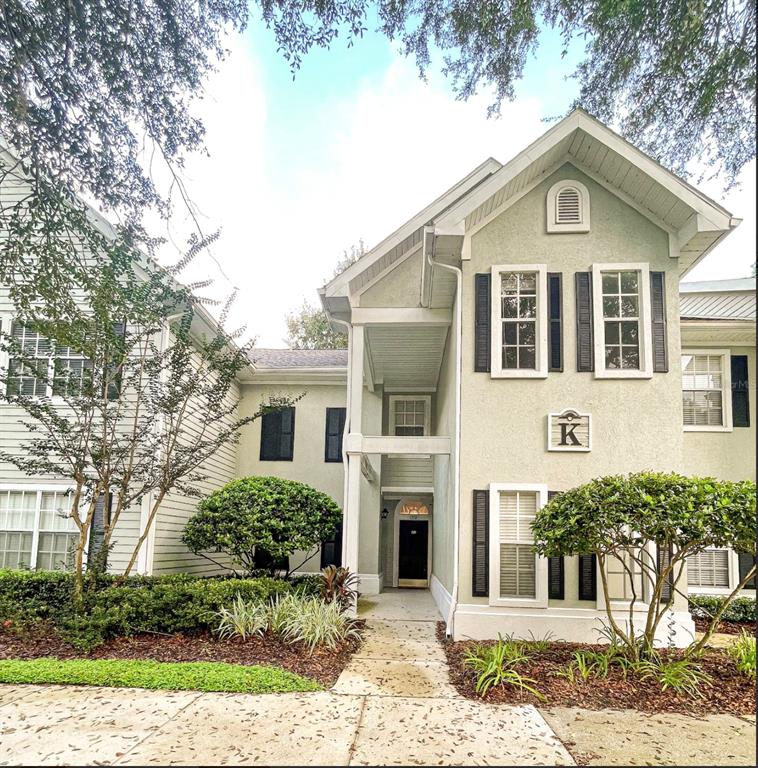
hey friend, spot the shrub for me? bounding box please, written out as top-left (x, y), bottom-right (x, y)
top-left (216, 595), bottom-right (268, 640)
top-left (270, 593), bottom-right (361, 652)
top-left (319, 566), bottom-right (359, 609)
top-left (182, 476), bottom-right (342, 575)
top-left (728, 631), bottom-right (756, 679)
top-left (289, 573), bottom-right (322, 597)
top-left (463, 636), bottom-right (544, 700)
top-left (634, 655), bottom-right (712, 697)
top-left (689, 595), bottom-right (756, 624)
top-left (533, 472), bottom-right (756, 658)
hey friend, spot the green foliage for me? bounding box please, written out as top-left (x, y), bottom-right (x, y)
top-left (183, 476), bottom-right (342, 574)
top-left (319, 566), bottom-right (360, 609)
top-left (728, 632), bottom-right (756, 680)
top-left (0, 570), bottom-right (291, 649)
top-left (463, 635), bottom-right (544, 700)
top-left (0, 658), bottom-right (320, 694)
top-left (215, 595), bottom-right (269, 640)
top-left (525, 630), bottom-right (559, 651)
top-left (285, 301), bottom-right (347, 349)
top-left (689, 595), bottom-right (756, 624)
top-left (290, 573), bottom-right (322, 597)
top-left (534, 472), bottom-right (756, 656)
top-left (635, 655), bottom-right (712, 698)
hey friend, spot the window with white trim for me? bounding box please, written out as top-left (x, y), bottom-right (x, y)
top-left (546, 180), bottom-right (590, 233)
top-left (681, 351), bottom-right (732, 430)
top-left (489, 484), bottom-right (547, 606)
top-left (389, 396), bottom-right (430, 436)
top-left (490, 265), bottom-right (548, 378)
top-left (592, 263), bottom-right (653, 378)
top-left (687, 549), bottom-right (730, 588)
top-left (0, 489), bottom-right (77, 570)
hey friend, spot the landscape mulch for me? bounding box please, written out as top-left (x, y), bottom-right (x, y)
top-left (437, 622), bottom-right (755, 716)
top-left (693, 617), bottom-right (756, 636)
top-left (0, 624), bottom-right (363, 687)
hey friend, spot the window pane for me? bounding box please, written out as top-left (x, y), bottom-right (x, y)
top-left (517, 322), bottom-right (535, 345)
top-left (0, 491), bottom-right (36, 529)
top-left (687, 550), bottom-right (729, 587)
top-left (501, 273), bottom-right (518, 292)
top-left (620, 271), bottom-right (638, 293)
top-left (620, 322), bottom-right (638, 344)
top-left (503, 346), bottom-right (517, 369)
top-left (518, 273), bottom-right (536, 292)
top-left (39, 492), bottom-right (75, 531)
top-left (621, 296), bottom-right (639, 317)
top-left (621, 347), bottom-right (640, 369)
top-left (602, 273), bottom-right (619, 294)
top-left (605, 346), bottom-right (621, 369)
top-left (602, 296), bottom-right (619, 318)
top-left (518, 346), bottom-right (536, 369)
top-left (501, 296), bottom-right (518, 318)
top-left (604, 321), bottom-right (620, 345)
top-left (503, 323), bottom-right (517, 345)
top-left (36, 532), bottom-right (76, 571)
top-left (519, 297), bottom-right (536, 319)
top-left (0, 531), bottom-right (33, 569)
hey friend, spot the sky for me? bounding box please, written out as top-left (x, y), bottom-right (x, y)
top-left (148, 15), bottom-right (757, 348)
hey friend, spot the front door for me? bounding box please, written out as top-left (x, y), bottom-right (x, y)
top-left (398, 519), bottom-right (429, 587)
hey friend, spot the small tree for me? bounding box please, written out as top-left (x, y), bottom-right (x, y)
top-left (182, 476), bottom-right (342, 576)
top-left (532, 472), bottom-right (756, 658)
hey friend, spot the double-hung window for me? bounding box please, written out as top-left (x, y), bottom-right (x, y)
top-left (0, 488), bottom-right (77, 571)
top-left (687, 548), bottom-right (730, 589)
top-left (681, 350), bottom-right (732, 431)
top-left (489, 483), bottom-right (547, 606)
top-left (592, 263), bottom-right (653, 378)
top-left (259, 407), bottom-right (295, 461)
top-left (490, 265), bottom-right (548, 378)
top-left (389, 396), bottom-right (430, 436)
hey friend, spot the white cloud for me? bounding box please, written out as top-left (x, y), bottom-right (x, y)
top-left (153, 44), bottom-right (755, 347)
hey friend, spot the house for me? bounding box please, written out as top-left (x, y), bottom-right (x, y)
top-left (0, 110), bottom-right (754, 644)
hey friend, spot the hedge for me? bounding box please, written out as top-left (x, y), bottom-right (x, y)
top-left (689, 595), bottom-right (756, 624)
top-left (0, 569), bottom-right (293, 649)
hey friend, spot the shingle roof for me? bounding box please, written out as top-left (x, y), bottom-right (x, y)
top-left (679, 278), bottom-right (755, 321)
top-left (248, 348), bottom-right (348, 369)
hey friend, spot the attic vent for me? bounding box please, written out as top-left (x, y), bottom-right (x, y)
top-left (547, 179), bottom-right (590, 233)
top-left (556, 187), bottom-right (581, 223)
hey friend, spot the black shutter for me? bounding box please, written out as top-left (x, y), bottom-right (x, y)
top-left (320, 521), bottom-right (343, 569)
top-left (575, 271), bottom-right (594, 372)
top-left (548, 273), bottom-right (563, 372)
top-left (279, 407), bottom-right (295, 460)
top-left (107, 320), bottom-right (127, 400)
top-left (324, 407), bottom-right (346, 462)
top-left (578, 554), bottom-right (597, 601)
top-left (472, 490), bottom-right (489, 597)
top-left (731, 355), bottom-right (750, 427)
top-left (546, 491), bottom-right (564, 599)
top-left (87, 492), bottom-right (112, 571)
top-left (657, 543), bottom-right (673, 602)
top-left (260, 411), bottom-right (281, 460)
top-left (738, 551), bottom-right (756, 589)
top-left (474, 273), bottom-right (491, 373)
top-left (650, 271), bottom-right (668, 372)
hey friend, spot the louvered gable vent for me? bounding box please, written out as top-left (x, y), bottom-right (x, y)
top-left (556, 187), bottom-right (581, 223)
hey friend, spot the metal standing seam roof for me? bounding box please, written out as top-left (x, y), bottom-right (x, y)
top-left (679, 278), bottom-right (756, 321)
top-left (248, 348), bottom-right (348, 369)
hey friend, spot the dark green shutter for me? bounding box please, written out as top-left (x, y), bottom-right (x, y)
top-left (650, 271), bottom-right (668, 372)
top-left (657, 543), bottom-right (673, 602)
top-left (472, 490), bottom-right (489, 597)
top-left (474, 274), bottom-right (491, 372)
top-left (548, 273), bottom-right (563, 372)
top-left (738, 551), bottom-right (756, 589)
top-left (575, 272), bottom-right (594, 372)
top-left (578, 554), bottom-right (597, 601)
top-left (731, 355), bottom-right (750, 427)
top-left (324, 407), bottom-right (346, 462)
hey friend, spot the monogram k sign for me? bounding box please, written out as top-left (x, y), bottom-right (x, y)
top-left (547, 409), bottom-right (592, 452)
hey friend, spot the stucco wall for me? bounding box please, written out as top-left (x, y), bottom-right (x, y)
top-left (681, 344), bottom-right (756, 481)
top-left (360, 250), bottom-right (424, 308)
top-left (458, 162), bottom-right (683, 607)
top-left (237, 381), bottom-right (347, 574)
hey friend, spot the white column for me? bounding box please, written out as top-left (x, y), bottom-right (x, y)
top-left (342, 324), bottom-right (364, 578)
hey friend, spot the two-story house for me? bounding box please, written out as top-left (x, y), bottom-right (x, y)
top-left (1, 110), bottom-right (754, 645)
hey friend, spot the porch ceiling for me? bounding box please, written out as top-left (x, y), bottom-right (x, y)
top-left (366, 325), bottom-right (449, 390)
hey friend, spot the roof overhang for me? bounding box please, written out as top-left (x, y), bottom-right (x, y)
top-left (680, 319), bottom-right (756, 346)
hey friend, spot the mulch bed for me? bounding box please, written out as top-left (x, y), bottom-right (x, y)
top-left (693, 617), bottom-right (756, 636)
top-left (437, 622), bottom-right (755, 716)
top-left (0, 624), bottom-right (364, 688)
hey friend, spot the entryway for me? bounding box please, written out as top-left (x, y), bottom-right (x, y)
top-left (398, 519), bottom-right (428, 587)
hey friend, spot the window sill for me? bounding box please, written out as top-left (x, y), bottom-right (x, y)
top-left (594, 369), bottom-right (653, 380)
top-left (488, 598), bottom-right (548, 609)
top-left (490, 369), bottom-right (548, 379)
top-left (683, 425), bottom-right (733, 433)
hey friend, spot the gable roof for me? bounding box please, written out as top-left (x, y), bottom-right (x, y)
top-left (322, 109), bottom-right (739, 316)
top-left (248, 348), bottom-right (348, 369)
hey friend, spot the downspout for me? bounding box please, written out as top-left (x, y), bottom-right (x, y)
top-left (424, 226), bottom-right (462, 638)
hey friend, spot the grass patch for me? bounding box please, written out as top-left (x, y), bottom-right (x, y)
top-left (0, 658), bottom-right (321, 694)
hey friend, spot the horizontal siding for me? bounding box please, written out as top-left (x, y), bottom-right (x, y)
top-left (381, 456), bottom-right (433, 489)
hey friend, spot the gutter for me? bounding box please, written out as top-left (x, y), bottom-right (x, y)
top-left (424, 226), bottom-right (462, 638)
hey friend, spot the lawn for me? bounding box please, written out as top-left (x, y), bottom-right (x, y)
top-left (0, 658), bottom-right (321, 694)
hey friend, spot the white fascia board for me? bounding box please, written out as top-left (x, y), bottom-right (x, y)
top-left (245, 367), bottom-right (347, 385)
top-left (323, 158), bottom-right (502, 299)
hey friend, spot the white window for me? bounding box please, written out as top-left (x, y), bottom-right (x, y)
top-left (389, 396), bottom-right (431, 437)
top-left (490, 265), bottom-right (548, 378)
top-left (681, 350), bottom-right (732, 431)
top-left (0, 488), bottom-right (77, 571)
top-left (687, 549), bottom-right (730, 588)
top-left (546, 180), bottom-right (590, 233)
top-left (489, 483), bottom-right (548, 606)
top-left (592, 263), bottom-right (653, 378)
top-left (4, 321), bottom-right (92, 399)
